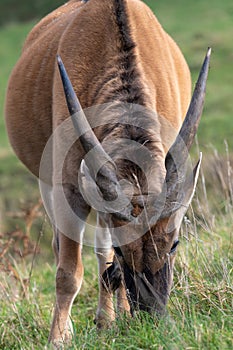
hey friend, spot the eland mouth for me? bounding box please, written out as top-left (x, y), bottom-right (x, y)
top-left (103, 240), bottom-right (179, 316)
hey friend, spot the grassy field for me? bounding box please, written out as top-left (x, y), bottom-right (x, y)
top-left (0, 0), bottom-right (233, 349)
top-left (1, 204), bottom-right (232, 349)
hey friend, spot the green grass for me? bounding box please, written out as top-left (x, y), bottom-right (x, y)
top-left (0, 1), bottom-right (233, 349)
top-left (0, 219), bottom-right (232, 349)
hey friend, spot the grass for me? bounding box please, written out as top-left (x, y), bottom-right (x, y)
top-left (0, 0), bottom-right (233, 349)
top-left (0, 206), bottom-right (232, 349)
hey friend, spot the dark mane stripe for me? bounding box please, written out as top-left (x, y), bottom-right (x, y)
top-left (112, 0), bottom-right (147, 105)
top-left (95, 0), bottom-right (154, 175)
top-left (114, 0), bottom-right (136, 54)
top-left (92, 0), bottom-right (147, 106)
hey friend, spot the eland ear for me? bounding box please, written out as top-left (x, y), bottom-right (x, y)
top-left (179, 153), bottom-right (202, 211)
top-left (78, 160), bottom-right (134, 219)
top-left (166, 154), bottom-right (202, 233)
top-left (78, 160), bottom-right (105, 210)
top-left (161, 153), bottom-right (202, 219)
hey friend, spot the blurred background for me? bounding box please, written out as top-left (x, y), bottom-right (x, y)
top-left (0, 0), bottom-right (232, 261)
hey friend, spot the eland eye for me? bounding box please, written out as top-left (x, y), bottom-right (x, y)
top-left (114, 246), bottom-right (123, 257)
top-left (170, 240), bottom-right (179, 254)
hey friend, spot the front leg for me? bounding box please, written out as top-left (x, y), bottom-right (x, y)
top-left (49, 185), bottom-right (90, 347)
top-left (102, 256), bottom-right (130, 318)
top-left (49, 233), bottom-right (84, 347)
top-left (95, 217), bottom-right (130, 327)
top-left (116, 281), bottom-right (130, 316)
top-left (95, 216), bottom-right (115, 328)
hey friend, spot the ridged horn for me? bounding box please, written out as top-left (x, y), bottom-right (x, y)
top-left (57, 55), bottom-right (122, 203)
top-left (165, 47), bottom-right (211, 174)
top-left (57, 55), bottom-right (108, 154)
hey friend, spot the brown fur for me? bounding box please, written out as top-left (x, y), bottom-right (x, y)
top-left (5, 0), bottom-right (193, 345)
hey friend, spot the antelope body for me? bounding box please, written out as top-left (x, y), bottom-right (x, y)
top-left (5, 0), bottom-right (210, 346)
